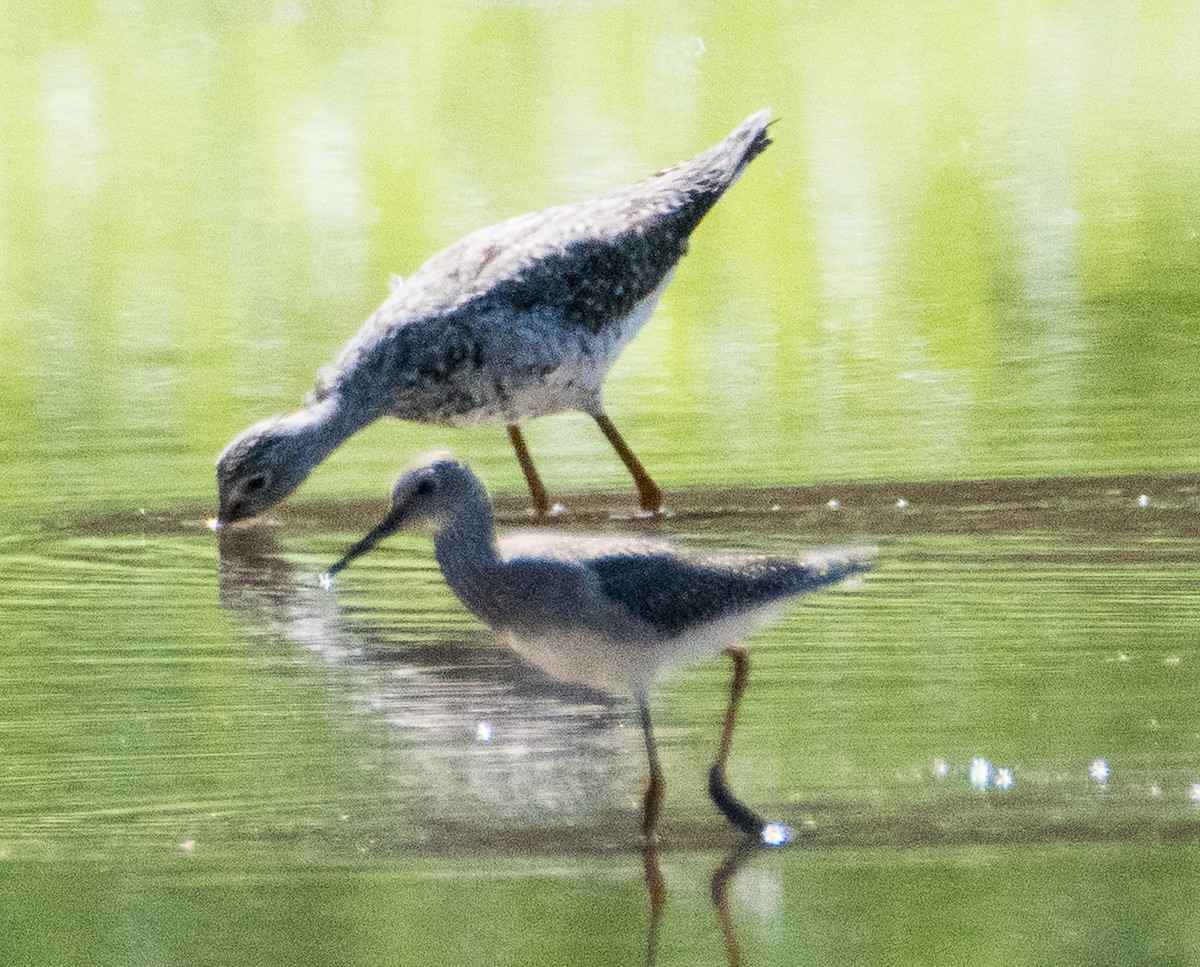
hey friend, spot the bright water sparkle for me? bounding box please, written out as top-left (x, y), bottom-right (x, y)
top-left (969, 758), bottom-right (992, 791)
top-left (761, 822), bottom-right (791, 847)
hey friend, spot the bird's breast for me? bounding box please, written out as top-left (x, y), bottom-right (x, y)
top-left (382, 270), bottom-right (675, 427)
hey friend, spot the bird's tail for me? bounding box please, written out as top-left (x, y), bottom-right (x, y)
top-left (797, 545), bottom-right (877, 590)
top-left (616, 108), bottom-right (772, 245)
top-left (682, 108), bottom-right (773, 190)
top-left (718, 108), bottom-right (773, 181)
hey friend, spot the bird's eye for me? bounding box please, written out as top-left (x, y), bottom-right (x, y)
top-left (415, 478), bottom-right (436, 497)
top-left (245, 474), bottom-right (268, 493)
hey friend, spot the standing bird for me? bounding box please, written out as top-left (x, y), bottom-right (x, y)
top-left (323, 458), bottom-right (873, 840)
top-left (216, 110), bottom-right (773, 525)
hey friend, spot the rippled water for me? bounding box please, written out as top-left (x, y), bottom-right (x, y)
top-left (4, 477), bottom-right (1199, 963)
top-left (5, 2), bottom-right (1200, 964)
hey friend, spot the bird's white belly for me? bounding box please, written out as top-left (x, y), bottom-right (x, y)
top-left (437, 268), bottom-right (677, 427)
top-left (502, 603), bottom-right (781, 698)
top-left (583, 266), bottom-right (677, 376)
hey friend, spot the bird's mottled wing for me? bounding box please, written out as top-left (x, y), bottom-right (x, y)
top-left (381, 183), bottom-right (707, 335)
top-left (586, 548), bottom-right (872, 637)
top-left (387, 109), bottom-right (771, 330)
top-left (310, 111), bottom-right (772, 405)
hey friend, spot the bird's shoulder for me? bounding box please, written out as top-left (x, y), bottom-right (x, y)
top-left (488, 540), bottom-right (653, 641)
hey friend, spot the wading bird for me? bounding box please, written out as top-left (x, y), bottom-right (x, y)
top-left (216, 110), bottom-right (772, 525)
top-left (323, 457), bottom-right (873, 840)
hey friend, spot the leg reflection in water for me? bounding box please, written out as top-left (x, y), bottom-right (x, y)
top-left (638, 645), bottom-right (790, 845)
top-left (710, 839), bottom-right (760, 967)
top-left (640, 834), bottom-right (768, 967)
top-left (642, 835), bottom-right (667, 967)
top-left (638, 643), bottom-right (796, 967)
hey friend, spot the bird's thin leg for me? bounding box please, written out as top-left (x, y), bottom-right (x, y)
top-left (711, 840), bottom-right (755, 967)
top-left (715, 645), bottom-right (749, 770)
top-left (592, 412), bottom-right (663, 513)
top-left (708, 645), bottom-right (767, 835)
top-left (643, 830), bottom-right (666, 966)
top-left (639, 694), bottom-right (666, 838)
top-left (506, 424), bottom-right (552, 518)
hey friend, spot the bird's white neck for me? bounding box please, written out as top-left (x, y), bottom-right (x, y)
top-left (432, 502), bottom-right (505, 624)
top-left (284, 393), bottom-right (366, 466)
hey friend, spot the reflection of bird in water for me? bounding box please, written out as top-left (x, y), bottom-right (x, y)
top-left (215, 110), bottom-right (773, 525)
top-left (217, 519), bottom-right (778, 967)
top-left (324, 458), bottom-right (874, 840)
top-left (215, 524), bottom-right (640, 835)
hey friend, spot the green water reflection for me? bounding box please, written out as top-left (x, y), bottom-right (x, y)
top-left (3, 2), bottom-right (1200, 965)
top-left (3, 2), bottom-right (1200, 515)
top-left (5, 845), bottom-right (1198, 967)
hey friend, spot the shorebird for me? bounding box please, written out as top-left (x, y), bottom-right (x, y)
top-left (215, 110), bottom-right (773, 526)
top-left (323, 458), bottom-right (873, 840)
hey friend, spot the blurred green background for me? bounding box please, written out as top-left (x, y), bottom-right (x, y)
top-left (3, 1), bottom-right (1198, 517)
top-left (2, 2), bottom-right (1198, 966)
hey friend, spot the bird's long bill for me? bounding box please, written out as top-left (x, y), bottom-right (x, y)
top-left (325, 505), bottom-right (409, 577)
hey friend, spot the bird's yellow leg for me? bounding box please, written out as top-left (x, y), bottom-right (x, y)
top-left (708, 645), bottom-right (767, 835)
top-left (638, 696), bottom-right (666, 838)
top-left (506, 423), bottom-right (552, 518)
top-left (592, 412), bottom-right (663, 513)
top-left (716, 645), bottom-right (749, 770)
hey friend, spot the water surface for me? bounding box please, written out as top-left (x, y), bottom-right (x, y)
top-left (3, 2), bottom-right (1200, 965)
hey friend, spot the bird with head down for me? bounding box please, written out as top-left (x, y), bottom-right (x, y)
top-left (214, 109), bottom-right (774, 527)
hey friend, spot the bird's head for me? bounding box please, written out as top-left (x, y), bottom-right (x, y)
top-left (324, 457), bottom-right (486, 578)
top-left (215, 414), bottom-right (322, 526)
